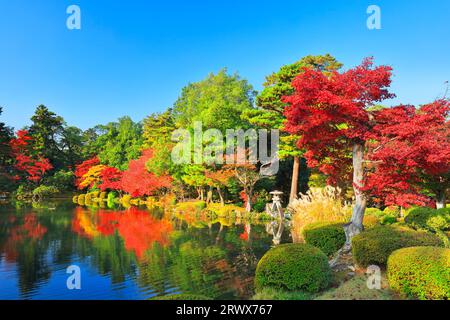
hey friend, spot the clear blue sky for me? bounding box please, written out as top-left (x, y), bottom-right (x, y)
top-left (1, 0), bottom-right (449, 130)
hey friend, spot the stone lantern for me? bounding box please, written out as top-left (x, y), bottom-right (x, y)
top-left (267, 190), bottom-right (284, 220)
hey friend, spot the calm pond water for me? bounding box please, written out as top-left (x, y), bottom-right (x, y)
top-left (0, 201), bottom-right (290, 300)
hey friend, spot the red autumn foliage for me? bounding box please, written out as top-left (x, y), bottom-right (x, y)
top-left (114, 208), bottom-right (173, 259)
top-left (365, 99), bottom-right (450, 207)
top-left (120, 149), bottom-right (172, 197)
top-left (74, 157), bottom-right (100, 189)
top-left (283, 58), bottom-right (394, 185)
top-left (72, 207), bottom-right (173, 259)
top-left (96, 210), bottom-right (121, 236)
top-left (99, 166), bottom-right (123, 191)
top-left (9, 130), bottom-right (52, 183)
top-left (2, 213), bottom-right (47, 262)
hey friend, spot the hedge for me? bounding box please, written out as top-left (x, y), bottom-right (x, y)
top-left (352, 225), bottom-right (443, 267)
top-left (255, 243), bottom-right (331, 293)
top-left (302, 222), bottom-right (346, 256)
top-left (387, 246), bottom-right (450, 300)
top-left (405, 207), bottom-right (450, 232)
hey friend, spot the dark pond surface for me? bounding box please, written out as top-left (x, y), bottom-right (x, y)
top-left (0, 201), bottom-right (291, 300)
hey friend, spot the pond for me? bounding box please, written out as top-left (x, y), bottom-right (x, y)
top-left (0, 201), bottom-right (291, 300)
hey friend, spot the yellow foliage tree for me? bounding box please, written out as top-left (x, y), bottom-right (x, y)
top-left (79, 165), bottom-right (107, 189)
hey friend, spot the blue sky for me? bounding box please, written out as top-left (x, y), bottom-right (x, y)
top-left (1, 0), bottom-right (449, 130)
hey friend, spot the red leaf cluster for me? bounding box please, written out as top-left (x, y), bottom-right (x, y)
top-left (365, 99), bottom-right (450, 207)
top-left (74, 157), bottom-right (100, 189)
top-left (120, 149), bottom-right (172, 197)
top-left (283, 58), bottom-right (394, 184)
top-left (9, 130), bottom-right (52, 183)
top-left (99, 167), bottom-right (123, 191)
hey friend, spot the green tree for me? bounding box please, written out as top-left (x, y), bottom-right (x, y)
top-left (173, 68), bottom-right (256, 132)
top-left (143, 109), bottom-right (176, 149)
top-left (0, 107), bottom-right (14, 191)
top-left (60, 126), bottom-right (84, 168)
top-left (81, 125), bottom-right (106, 158)
top-left (93, 117), bottom-right (143, 170)
top-left (28, 105), bottom-right (65, 170)
top-left (242, 54), bottom-right (343, 203)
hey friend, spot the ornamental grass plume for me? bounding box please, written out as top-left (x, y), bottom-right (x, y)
top-left (289, 186), bottom-right (352, 242)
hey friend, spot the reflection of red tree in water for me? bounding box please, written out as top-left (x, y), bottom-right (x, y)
top-left (116, 208), bottom-right (172, 259)
top-left (2, 213), bottom-right (47, 262)
top-left (72, 207), bottom-right (173, 259)
top-left (97, 211), bottom-right (120, 236)
top-left (71, 207), bottom-right (100, 239)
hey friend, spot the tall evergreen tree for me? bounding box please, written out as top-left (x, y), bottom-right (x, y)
top-left (28, 105), bottom-right (65, 170)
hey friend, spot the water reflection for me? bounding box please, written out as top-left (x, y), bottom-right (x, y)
top-left (0, 201), bottom-right (290, 300)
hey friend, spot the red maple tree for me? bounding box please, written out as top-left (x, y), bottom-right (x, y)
top-left (283, 58), bottom-right (394, 240)
top-left (366, 99), bottom-right (450, 208)
top-left (74, 156), bottom-right (100, 189)
top-left (99, 166), bottom-right (123, 192)
top-left (9, 130), bottom-right (52, 183)
top-left (120, 149), bottom-right (172, 197)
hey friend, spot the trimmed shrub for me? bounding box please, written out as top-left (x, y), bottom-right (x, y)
top-left (121, 194), bottom-right (132, 206)
top-left (383, 206), bottom-right (400, 217)
top-left (387, 246), bottom-right (450, 300)
top-left (85, 192), bottom-right (93, 205)
top-left (380, 215), bottom-right (397, 225)
top-left (255, 243), bottom-right (332, 293)
top-left (405, 207), bottom-right (450, 231)
top-left (176, 201), bottom-right (206, 214)
top-left (365, 208), bottom-right (383, 217)
top-left (363, 214), bottom-right (380, 229)
top-left (302, 222), bottom-right (346, 256)
top-left (32, 185), bottom-right (60, 198)
top-left (206, 203), bottom-right (246, 217)
top-left (107, 192), bottom-right (118, 208)
top-left (77, 194), bottom-right (86, 206)
top-left (99, 192), bottom-right (107, 201)
top-left (72, 195), bottom-right (79, 203)
top-left (352, 225), bottom-right (443, 267)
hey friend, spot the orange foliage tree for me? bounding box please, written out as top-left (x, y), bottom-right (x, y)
top-left (121, 149), bottom-right (172, 197)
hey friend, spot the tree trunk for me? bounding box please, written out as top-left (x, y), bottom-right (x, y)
top-left (289, 156), bottom-right (300, 204)
top-left (200, 188), bottom-right (204, 201)
top-left (344, 143), bottom-right (367, 250)
top-left (206, 187), bottom-right (213, 203)
top-left (245, 188), bottom-right (253, 213)
top-left (436, 189), bottom-right (446, 209)
top-left (217, 187), bottom-right (225, 206)
top-left (216, 223), bottom-right (224, 244)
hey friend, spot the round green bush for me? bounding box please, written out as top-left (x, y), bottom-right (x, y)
top-left (352, 225), bottom-right (443, 267)
top-left (380, 215), bottom-right (397, 225)
top-left (363, 214), bottom-right (381, 229)
top-left (32, 185), bottom-right (59, 197)
top-left (255, 243), bottom-right (332, 293)
top-left (151, 294), bottom-right (212, 300)
top-left (383, 206), bottom-right (400, 217)
top-left (302, 222), bottom-right (346, 256)
top-left (405, 207), bottom-right (450, 232)
top-left (365, 208), bottom-right (383, 217)
top-left (387, 246), bottom-right (450, 300)
top-left (77, 194), bottom-right (86, 205)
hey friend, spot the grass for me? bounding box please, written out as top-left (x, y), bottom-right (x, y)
top-left (252, 287), bottom-right (312, 300)
top-left (315, 274), bottom-right (397, 300)
top-left (253, 271), bottom-right (400, 300)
